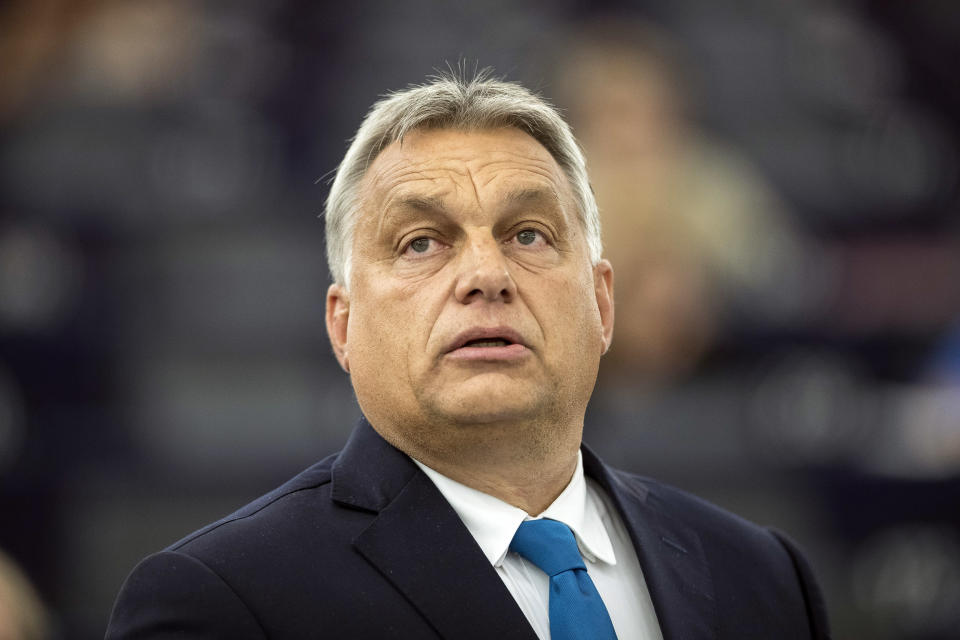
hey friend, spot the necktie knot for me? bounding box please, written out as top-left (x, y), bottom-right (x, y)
top-left (510, 519), bottom-right (587, 577)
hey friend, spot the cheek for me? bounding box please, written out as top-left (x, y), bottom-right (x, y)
top-left (529, 271), bottom-right (600, 344)
top-left (348, 280), bottom-right (441, 367)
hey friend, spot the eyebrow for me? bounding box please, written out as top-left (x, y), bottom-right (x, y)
top-left (503, 187), bottom-right (564, 211)
top-left (377, 194), bottom-right (450, 240)
top-left (392, 194), bottom-right (449, 214)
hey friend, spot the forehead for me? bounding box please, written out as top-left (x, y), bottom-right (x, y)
top-left (359, 127), bottom-right (574, 208)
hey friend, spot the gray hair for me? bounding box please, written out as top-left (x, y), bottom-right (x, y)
top-left (324, 70), bottom-right (602, 286)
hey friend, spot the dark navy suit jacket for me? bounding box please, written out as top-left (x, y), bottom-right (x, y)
top-left (106, 417), bottom-right (831, 639)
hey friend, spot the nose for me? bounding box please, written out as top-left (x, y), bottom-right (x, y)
top-left (454, 233), bottom-right (518, 304)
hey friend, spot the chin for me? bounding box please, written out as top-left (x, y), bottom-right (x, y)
top-left (420, 382), bottom-right (548, 427)
top-left (441, 405), bottom-right (539, 426)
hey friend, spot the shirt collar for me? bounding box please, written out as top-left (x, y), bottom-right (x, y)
top-left (413, 451), bottom-right (617, 568)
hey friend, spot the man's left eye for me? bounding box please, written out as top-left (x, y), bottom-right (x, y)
top-left (516, 229), bottom-right (541, 246)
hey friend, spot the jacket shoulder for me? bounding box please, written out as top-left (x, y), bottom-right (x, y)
top-left (605, 468), bottom-right (831, 639)
top-left (607, 467), bottom-right (781, 547)
top-left (167, 452), bottom-right (339, 554)
top-left (106, 451), bottom-right (377, 638)
top-left (106, 550), bottom-right (268, 639)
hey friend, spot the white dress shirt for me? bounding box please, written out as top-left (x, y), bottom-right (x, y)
top-left (414, 453), bottom-right (664, 640)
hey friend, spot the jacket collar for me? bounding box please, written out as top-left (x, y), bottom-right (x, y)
top-left (330, 415), bottom-right (420, 512)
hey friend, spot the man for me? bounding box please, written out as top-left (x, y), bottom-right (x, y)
top-left (106, 73), bottom-right (830, 639)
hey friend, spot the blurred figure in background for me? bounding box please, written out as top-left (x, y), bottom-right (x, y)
top-left (0, 0), bottom-right (198, 120)
top-left (553, 16), bottom-right (824, 386)
top-left (0, 548), bottom-right (51, 640)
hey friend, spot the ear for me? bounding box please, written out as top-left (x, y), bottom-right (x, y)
top-left (326, 283), bottom-right (351, 373)
top-left (594, 259), bottom-right (614, 355)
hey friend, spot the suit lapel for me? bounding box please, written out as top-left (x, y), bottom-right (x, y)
top-left (583, 445), bottom-right (718, 640)
top-left (332, 418), bottom-right (537, 640)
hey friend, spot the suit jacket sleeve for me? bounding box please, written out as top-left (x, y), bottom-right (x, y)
top-left (105, 551), bottom-right (266, 639)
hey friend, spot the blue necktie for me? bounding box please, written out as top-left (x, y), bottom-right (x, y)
top-left (510, 519), bottom-right (618, 640)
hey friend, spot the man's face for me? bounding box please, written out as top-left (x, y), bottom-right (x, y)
top-left (326, 127), bottom-right (613, 439)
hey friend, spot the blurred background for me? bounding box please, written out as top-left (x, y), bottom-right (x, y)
top-left (0, 0), bottom-right (958, 638)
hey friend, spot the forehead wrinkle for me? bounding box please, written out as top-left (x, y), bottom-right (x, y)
top-left (474, 163), bottom-right (567, 198)
top-left (365, 157), bottom-right (461, 239)
top-left (366, 146), bottom-right (472, 195)
top-left (465, 164), bottom-right (484, 213)
top-left (372, 164), bottom-right (470, 195)
top-left (469, 153), bottom-right (559, 180)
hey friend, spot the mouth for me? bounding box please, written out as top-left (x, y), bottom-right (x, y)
top-left (462, 338), bottom-right (512, 348)
top-left (445, 327), bottom-right (529, 362)
top-left (448, 326), bottom-right (525, 351)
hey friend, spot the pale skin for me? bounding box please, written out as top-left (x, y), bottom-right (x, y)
top-left (326, 127), bottom-right (614, 515)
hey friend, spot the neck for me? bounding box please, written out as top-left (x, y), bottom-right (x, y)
top-left (374, 417), bottom-right (584, 515)
top-left (415, 446), bottom-right (580, 516)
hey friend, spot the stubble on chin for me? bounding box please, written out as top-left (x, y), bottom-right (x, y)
top-left (403, 378), bottom-right (582, 464)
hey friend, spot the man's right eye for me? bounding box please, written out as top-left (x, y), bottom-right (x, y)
top-left (403, 236), bottom-right (444, 257)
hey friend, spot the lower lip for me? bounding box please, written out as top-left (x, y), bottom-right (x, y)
top-left (446, 343), bottom-right (530, 361)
